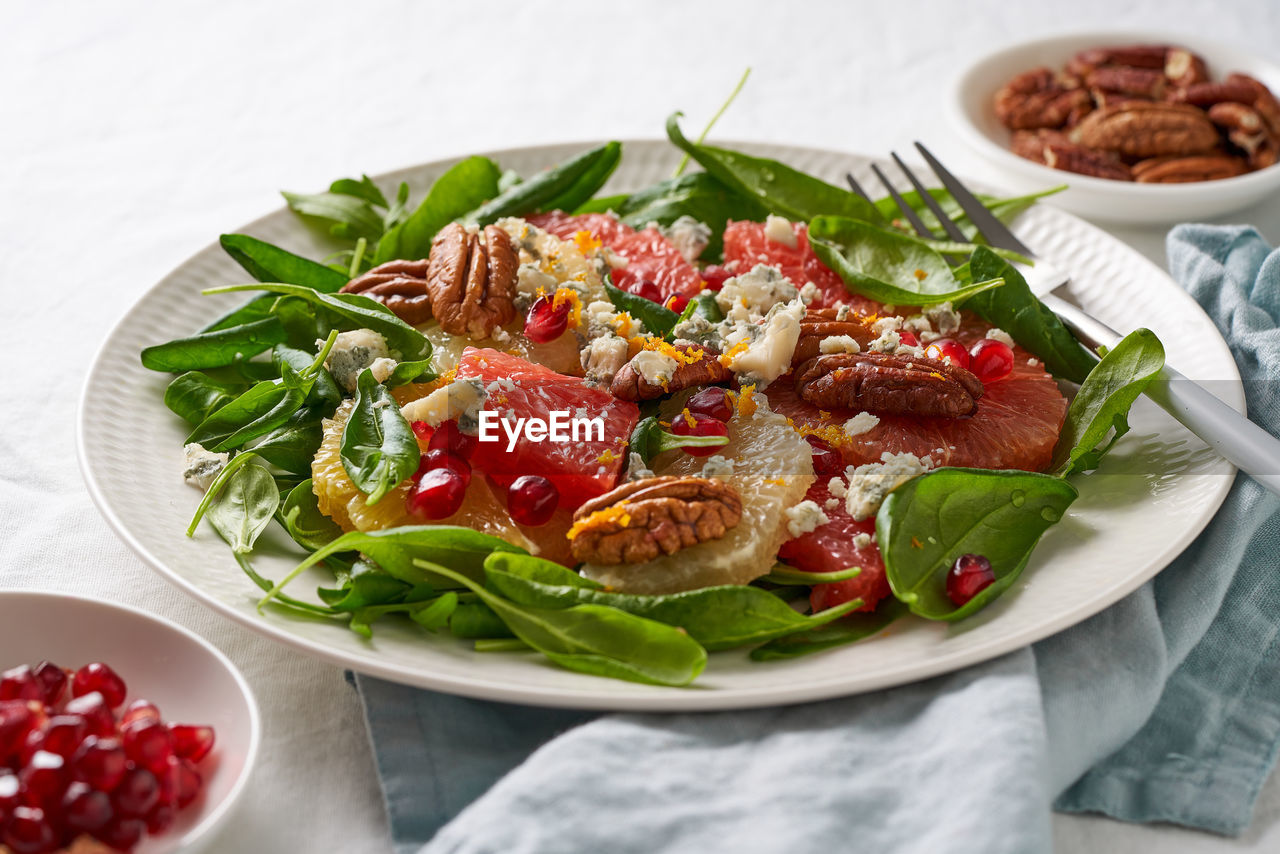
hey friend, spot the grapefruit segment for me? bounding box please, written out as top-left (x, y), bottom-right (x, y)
top-left (778, 480), bottom-right (890, 613)
top-left (723, 219), bottom-right (878, 313)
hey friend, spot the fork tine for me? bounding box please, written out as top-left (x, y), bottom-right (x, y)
top-left (845, 172), bottom-right (870, 200)
top-left (869, 163), bottom-right (935, 240)
top-left (890, 152), bottom-right (968, 243)
top-left (913, 141), bottom-right (1034, 257)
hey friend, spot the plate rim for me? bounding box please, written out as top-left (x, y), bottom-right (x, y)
top-left (77, 138), bottom-right (1242, 711)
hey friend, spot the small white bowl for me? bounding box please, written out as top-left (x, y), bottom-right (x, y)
top-left (0, 592), bottom-right (259, 854)
top-left (950, 31), bottom-right (1280, 223)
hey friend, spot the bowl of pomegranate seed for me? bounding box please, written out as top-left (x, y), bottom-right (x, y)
top-left (0, 592), bottom-right (259, 854)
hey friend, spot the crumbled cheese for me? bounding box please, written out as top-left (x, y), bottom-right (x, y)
top-left (819, 335), bottom-right (861, 355)
top-left (824, 497), bottom-right (840, 511)
top-left (400, 377), bottom-right (487, 430)
top-left (485, 377), bottom-right (517, 394)
top-left (701, 455), bottom-right (735, 479)
top-left (632, 349), bottom-right (679, 387)
top-left (715, 264), bottom-right (798, 324)
top-left (784, 500), bottom-right (829, 538)
top-left (828, 476), bottom-right (848, 499)
top-left (843, 412), bottom-right (880, 436)
top-left (764, 214), bottom-right (798, 249)
top-left (844, 452), bottom-right (934, 521)
top-left (580, 335), bottom-right (629, 389)
top-left (902, 314), bottom-right (933, 337)
top-left (835, 304), bottom-right (851, 321)
top-left (925, 302), bottom-right (960, 336)
top-left (182, 443), bottom-right (228, 491)
top-left (867, 326), bottom-right (923, 358)
top-left (725, 299), bottom-right (804, 387)
top-left (1028, 357), bottom-right (1040, 367)
top-left (660, 216), bottom-right (712, 264)
top-left (985, 327), bottom-right (1015, 347)
top-left (872, 316), bottom-right (903, 335)
top-left (852, 532), bottom-right (872, 549)
top-left (670, 311), bottom-right (721, 350)
top-left (798, 281), bottom-right (819, 305)
top-left (627, 452), bottom-right (655, 481)
top-left (491, 327), bottom-right (512, 345)
top-left (369, 357), bottom-right (397, 384)
top-left (516, 263), bottom-right (559, 300)
top-left (323, 329), bottom-right (391, 392)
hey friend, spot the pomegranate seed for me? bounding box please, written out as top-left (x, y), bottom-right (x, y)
top-left (924, 338), bottom-right (970, 370)
top-left (18, 751), bottom-right (66, 807)
top-left (626, 278), bottom-right (662, 303)
top-left (40, 716), bottom-right (87, 760)
top-left (119, 700), bottom-right (160, 728)
top-left (121, 720), bottom-right (174, 776)
top-left (72, 664), bottom-right (127, 711)
top-left (506, 476), bottom-right (559, 527)
top-left (700, 265), bottom-right (733, 291)
top-left (405, 468), bottom-right (467, 520)
top-left (62, 781), bottom-right (113, 833)
top-left (30, 664), bottom-right (66, 710)
top-left (0, 701), bottom-right (35, 762)
top-left (146, 802), bottom-right (175, 833)
top-left (969, 338), bottom-right (1014, 383)
top-left (428, 420), bottom-right (478, 459)
top-left (524, 294), bottom-right (570, 343)
top-left (112, 767), bottom-right (159, 817)
top-left (168, 724), bottom-right (215, 763)
top-left (158, 756), bottom-right (202, 809)
top-left (2, 805), bottom-right (55, 854)
top-left (947, 553), bottom-right (996, 606)
top-left (16, 729), bottom-right (44, 767)
top-left (670, 412), bottom-right (729, 457)
top-left (72, 737), bottom-right (127, 793)
top-left (63, 693), bottom-right (113, 738)
top-left (664, 293), bottom-right (690, 314)
top-left (685, 387), bottom-right (733, 422)
top-left (804, 435), bottom-right (845, 478)
top-left (418, 449), bottom-right (472, 486)
top-left (0, 667), bottom-right (42, 704)
top-left (899, 329), bottom-right (919, 347)
top-left (98, 817), bottom-right (145, 851)
top-left (410, 420), bottom-right (433, 443)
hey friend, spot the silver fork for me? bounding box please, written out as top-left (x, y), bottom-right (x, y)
top-left (850, 143), bottom-right (1280, 497)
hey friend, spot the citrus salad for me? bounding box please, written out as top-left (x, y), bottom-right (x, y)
top-left (141, 113), bottom-right (1165, 687)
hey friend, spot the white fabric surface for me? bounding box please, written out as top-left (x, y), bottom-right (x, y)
top-left (3, 1), bottom-right (1279, 851)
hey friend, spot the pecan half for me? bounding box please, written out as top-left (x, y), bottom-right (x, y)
top-left (1132, 154), bottom-right (1247, 183)
top-left (569, 476), bottom-right (742, 565)
top-left (609, 343), bottom-right (731, 402)
top-left (1170, 80), bottom-right (1257, 108)
top-left (341, 259), bottom-right (433, 325)
top-left (994, 68), bottom-right (1092, 130)
top-left (1208, 102), bottom-right (1279, 169)
top-left (1086, 66), bottom-right (1166, 100)
top-left (1067, 44), bottom-right (1170, 77)
top-left (794, 353), bottom-right (983, 418)
top-left (425, 223), bottom-right (518, 339)
top-left (1225, 73), bottom-right (1280, 136)
top-left (1011, 130), bottom-right (1132, 180)
top-left (791, 308), bottom-right (877, 366)
top-left (1070, 102), bottom-right (1219, 158)
top-left (1165, 48), bottom-right (1209, 88)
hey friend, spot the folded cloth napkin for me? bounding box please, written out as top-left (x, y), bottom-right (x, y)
top-left (356, 224), bottom-right (1280, 854)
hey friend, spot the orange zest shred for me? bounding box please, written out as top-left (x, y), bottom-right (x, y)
top-left (680, 408), bottom-right (697, 428)
top-left (910, 536), bottom-right (924, 549)
top-left (764, 478), bottom-right (786, 486)
top-left (572, 229), bottom-right (602, 254)
top-left (552, 288), bottom-right (583, 329)
top-left (566, 505), bottom-right (632, 541)
top-left (719, 338), bottom-right (750, 366)
top-left (596, 449), bottom-right (617, 466)
top-left (913, 268), bottom-right (927, 281)
top-left (735, 384), bottom-right (757, 417)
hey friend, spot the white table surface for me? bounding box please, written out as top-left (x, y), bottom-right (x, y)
top-left (5, 1), bottom-right (1280, 851)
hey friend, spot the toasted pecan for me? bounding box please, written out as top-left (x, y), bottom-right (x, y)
top-left (794, 352), bottom-right (983, 418)
top-left (790, 308), bottom-right (878, 367)
top-left (425, 223), bottom-right (517, 339)
top-left (609, 343), bottom-right (732, 402)
top-left (1069, 101), bottom-right (1220, 158)
top-left (341, 258), bottom-right (433, 325)
top-left (569, 476), bottom-right (742, 565)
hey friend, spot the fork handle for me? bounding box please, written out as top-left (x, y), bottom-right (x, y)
top-left (1041, 294), bottom-right (1280, 497)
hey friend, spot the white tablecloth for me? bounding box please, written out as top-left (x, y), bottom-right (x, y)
top-left (5, 1), bottom-right (1280, 851)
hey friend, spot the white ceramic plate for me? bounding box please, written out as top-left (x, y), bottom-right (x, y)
top-left (79, 140), bottom-right (1242, 711)
top-left (0, 591), bottom-right (259, 853)
top-left (950, 31), bottom-right (1280, 223)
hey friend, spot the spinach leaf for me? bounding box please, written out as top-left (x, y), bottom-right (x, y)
top-left (964, 248), bottom-right (1098, 384)
top-left (201, 295), bottom-right (278, 334)
top-left (484, 553), bottom-right (864, 651)
top-left (421, 560), bottom-right (707, 687)
top-left (464, 142), bottom-right (622, 225)
top-left (282, 174), bottom-right (405, 243)
top-left (205, 461), bottom-right (280, 554)
top-left (666, 113), bottom-right (885, 225)
top-left (205, 283), bottom-right (431, 361)
top-left (278, 479), bottom-right (343, 551)
top-left (219, 234), bottom-right (349, 292)
top-left (340, 369), bottom-right (419, 504)
top-left (247, 411), bottom-right (324, 475)
top-left (318, 561), bottom-right (419, 611)
top-left (233, 552), bottom-right (342, 619)
top-left (604, 280), bottom-right (679, 338)
top-left (141, 318), bottom-right (286, 372)
top-left (164, 371), bottom-right (247, 425)
top-left (382, 358), bottom-right (436, 387)
top-left (412, 592), bottom-right (459, 632)
top-left (450, 600), bottom-right (516, 639)
top-left (329, 175), bottom-right (388, 207)
top-left (273, 346), bottom-right (341, 409)
top-left (614, 172), bottom-right (768, 260)
top-left (877, 468), bottom-right (1078, 621)
top-left (1053, 329), bottom-right (1165, 476)
top-left (750, 599), bottom-right (907, 661)
top-left (629, 416), bottom-right (729, 466)
top-left (574, 193), bottom-right (630, 214)
top-left (374, 156), bottom-right (503, 264)
top-left (762, 564), bottom-right (863, 585)
top-left (807, 216), bottom-right (1004, 307)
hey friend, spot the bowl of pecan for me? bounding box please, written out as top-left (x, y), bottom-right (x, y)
top-left (951, 32), bottom-right (1280, 222)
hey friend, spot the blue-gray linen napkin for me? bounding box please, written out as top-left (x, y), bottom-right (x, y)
top-left (356, 224), bottom-right (1280, 854)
